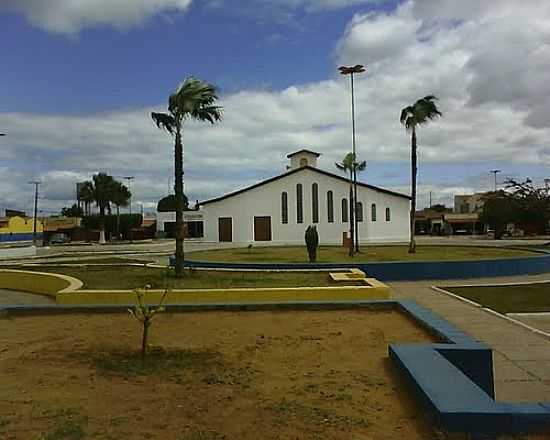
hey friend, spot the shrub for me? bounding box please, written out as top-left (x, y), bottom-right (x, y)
top-left (305, 226), bottom-right (319, 263)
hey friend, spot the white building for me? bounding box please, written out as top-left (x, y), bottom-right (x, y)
top-left (157, 149), bottom-right (411, 245)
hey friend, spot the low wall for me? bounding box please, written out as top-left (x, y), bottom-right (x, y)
top-left (56, 284), bottom-right (391, 305)
top-left (184, 254), bottom-right (550, 281)
top-left (0, 269), bottom-right (83, 296)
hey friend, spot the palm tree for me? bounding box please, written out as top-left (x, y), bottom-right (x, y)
top-left (78, 182), bottom-right (94, 216)
top-left (111, 181), bottom-right (131, 239)
top-left (152, 77), bottom-right (223, 278)
top-left (400, 95), bottom-right (442, 253)
top-left (80, 173), bottom-right (119, 243)
top-left (336, 152), bottom-right (366, 257)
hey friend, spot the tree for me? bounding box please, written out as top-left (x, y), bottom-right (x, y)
top-left (152, 77), bottom-right (223, 278)
top-left (78, 181), bottom-right (94, 216)
top-left (61, 204), bottom-right (83, 218)
top-left (157, 194), bottom-right (189, 212)
top-left (336, 152), bottom-right (366, 256)
top-left (79, 173), bottom-right (131, 243)
top-left (111, 181), bottom-right (131, 238)
top-left (479, 191), bottom-right (519, 239)
top-left (400, 96), bottom-right (442, 253)
top-left (430, 203), bottom-right (449, 213)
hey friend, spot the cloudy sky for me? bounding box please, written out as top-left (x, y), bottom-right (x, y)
top-left (1, 0), bottom-right (549, 215)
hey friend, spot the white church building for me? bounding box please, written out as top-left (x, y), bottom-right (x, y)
top-left (157, 149), bottom-right (411, 245)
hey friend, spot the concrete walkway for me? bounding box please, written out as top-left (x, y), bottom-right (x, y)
top-left (389, 273), bottom-right (550, 403)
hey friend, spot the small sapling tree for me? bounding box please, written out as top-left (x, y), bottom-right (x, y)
top-left (128, 285), bottom-right (170, 357)
top-left (305, 225), bottom-right (319, 263)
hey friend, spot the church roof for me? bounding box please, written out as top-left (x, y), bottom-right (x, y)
top-left (286, 149), bottom-right (321, 158)
top-left (200, 166), bottom-right (411, 205)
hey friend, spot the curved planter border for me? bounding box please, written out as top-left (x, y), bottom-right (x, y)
top-left (181, 253), bottom-right (550, 281)
top-left (0, 269), bottom-right (83, 296)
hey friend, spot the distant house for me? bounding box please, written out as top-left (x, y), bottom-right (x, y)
top-left (0, 215), bottom-right (43, 242)
top-left (157, 149), bottom-right (411, 245)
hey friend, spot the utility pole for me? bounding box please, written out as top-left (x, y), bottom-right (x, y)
top-left (490, 170), bottom-right (501, 192)
top-left (28, 181), bottom-right (41, 245)
top-left (339, 64), bottom-right (367, 253)
top-left (429, 191), bottom-right (433, 208)
top-left (124, 176), bottom-right (135, 242)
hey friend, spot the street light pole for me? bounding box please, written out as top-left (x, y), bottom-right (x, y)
top-left (339, 64), bottom-right (366, 253)
top-left (124, 176), bottom-right (135, 242)
top-left (28, 181), bottom-right (41, 245)
top-left (490, 170), bottom-right (501, 192)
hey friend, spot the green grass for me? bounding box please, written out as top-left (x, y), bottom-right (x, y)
top-left (42, 409), bottom-right (87, 440)
top-left (444, 283), bottom-right (550, 313)
top-left (188, 245), bottom-right (538, 263)
top-left (2, 265), bottom-right (343, 289)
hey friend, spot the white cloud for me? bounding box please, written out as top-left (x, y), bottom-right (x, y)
top-left (0, 0), bottom-right (192, 34)
top-left (2, 0), bottom-right (550, 213)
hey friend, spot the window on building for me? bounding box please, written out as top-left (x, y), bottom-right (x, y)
top-left (342, 198), bottom-right (348, 222)
top-left (281, 191), bottom-right (288, 224)
top-left (300, 158), bottom-right (308, 167)
top-left (385, 207), bottom-right (391, 222)
top-left (356, 202), bottom-right (363, 222)
top-left (296, 184), bottom-right (303, 223)
top-left (327, 191), bottom-right (334, 223)
top-left (312, 183), bottom-right (319, 223)
top-left (371, 203), bottom-right (377, 222)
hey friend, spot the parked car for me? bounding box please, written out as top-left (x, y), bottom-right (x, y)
top-left (48, 233), bottom-right (70, 244)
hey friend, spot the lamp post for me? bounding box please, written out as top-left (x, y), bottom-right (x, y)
top-left (339, 64), bottom-right (366, 253)
top-left (28, 181), bottom-right (41, 245)
top-left (490, 170), bottom-right (501, 192)
top-left (124, 176), bottom-right (135, 242)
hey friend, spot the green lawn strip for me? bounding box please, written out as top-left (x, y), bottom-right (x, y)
top-left (25, 257), bottom-right (154, 265)
top-left (1, 265), bottom-right (344, 290)
top-left (188, 245), bottom-right (537, 264)
top-left (444, 283), bottom-right (550, 313)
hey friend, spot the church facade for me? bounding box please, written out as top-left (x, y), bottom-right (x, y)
top-left (156, 149), bottom-right (411, 245)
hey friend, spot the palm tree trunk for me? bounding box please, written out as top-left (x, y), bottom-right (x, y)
top-left (174, 126), bottom-right (185, 278)
top-left (353, 167), bottom-right (360, 252)
top-left (349, 171), bottom-right (355, 257)
top-left (116, 205), bottom-right (120, 239)
top-left (409, 127), bottom-right (417, 254)
top-left (99, 205), bottom-right (106, 244)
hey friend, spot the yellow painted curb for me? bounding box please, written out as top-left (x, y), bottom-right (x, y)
top-left (0, 269), bottom-right (83, 297)
top-left (56, 283), bottom-right (391, 305)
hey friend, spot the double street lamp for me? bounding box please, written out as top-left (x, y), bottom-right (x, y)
top-left (339, 64), bottom-right (366, 253)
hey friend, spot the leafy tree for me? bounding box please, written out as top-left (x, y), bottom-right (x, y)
top-left (400, 96), bottom-right (442, 253)
top-left (504, 178), bottom-right (550, 233)
top-left (152, 77), bottom-right (223, 278)
top-left (61, 204), bottom-right (83, 218)
top-left (157, 194), bottom-right (189, 212)
top-left (336, 152), bottom-right (366, 256)
top-left (479, 191), bottom-right (519, 239)
top-left (78, 181), bottom-right (94, 216)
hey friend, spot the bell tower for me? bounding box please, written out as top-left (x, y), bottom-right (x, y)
top-left (287, 149), bottom-right (321, 170)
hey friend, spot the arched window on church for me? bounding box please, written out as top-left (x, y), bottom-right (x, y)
top-left (356, 202), bottom-right (363, 222)
top-left (342, 198), bottom-right (348, 222)
top-left (327, 191), bottom-right (334, 223)
top-left (312, 183), bottom-right (319, 223)
top-left (296, 184), bottom-right (303, 223)
top-left (281, 191), bottom-right (288, 224)
top-left (385, 207), bottom-right (391, 222)
top-left (371, 203), bottom-right (377, 222)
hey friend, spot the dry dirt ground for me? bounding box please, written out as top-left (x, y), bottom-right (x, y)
top-left (0, 310), bottom-right (442, 440)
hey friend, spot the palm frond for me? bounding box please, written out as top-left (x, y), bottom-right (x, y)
top-left (190, 105), bottom-right (223, 124)
top-left (168, 77), bottom-right (223, 123)
top-left (151, 112), bottom-right (177, 135)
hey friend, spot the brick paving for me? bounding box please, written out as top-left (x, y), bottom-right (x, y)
top-left (389, 273), bottom-right (550, 402)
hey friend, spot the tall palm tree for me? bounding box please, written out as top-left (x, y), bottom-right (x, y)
top-left (336, 152), bottom-right (365, 257)
top-left (152, 77), bottom-right (223, 278)
top-left (400, 95), bottom-right (442, 253)
top-left (78, 181), bottom-right (94, 216)
top-left (80, 173), bottom-right (119, 243)
top-left (111, 181), bottom-right (131, 239)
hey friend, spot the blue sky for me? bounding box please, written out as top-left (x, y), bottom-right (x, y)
top-left (1, 0), bottom-right (549, 214)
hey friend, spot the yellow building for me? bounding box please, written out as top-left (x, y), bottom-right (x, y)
top-left (0, 216), bottom-right (44, 243)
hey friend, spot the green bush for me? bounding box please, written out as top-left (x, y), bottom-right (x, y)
top-left (305, 226), bottom-right (319, 263)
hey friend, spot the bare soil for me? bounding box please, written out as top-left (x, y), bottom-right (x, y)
top-left (0, 310), bottom-right (441, 440)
